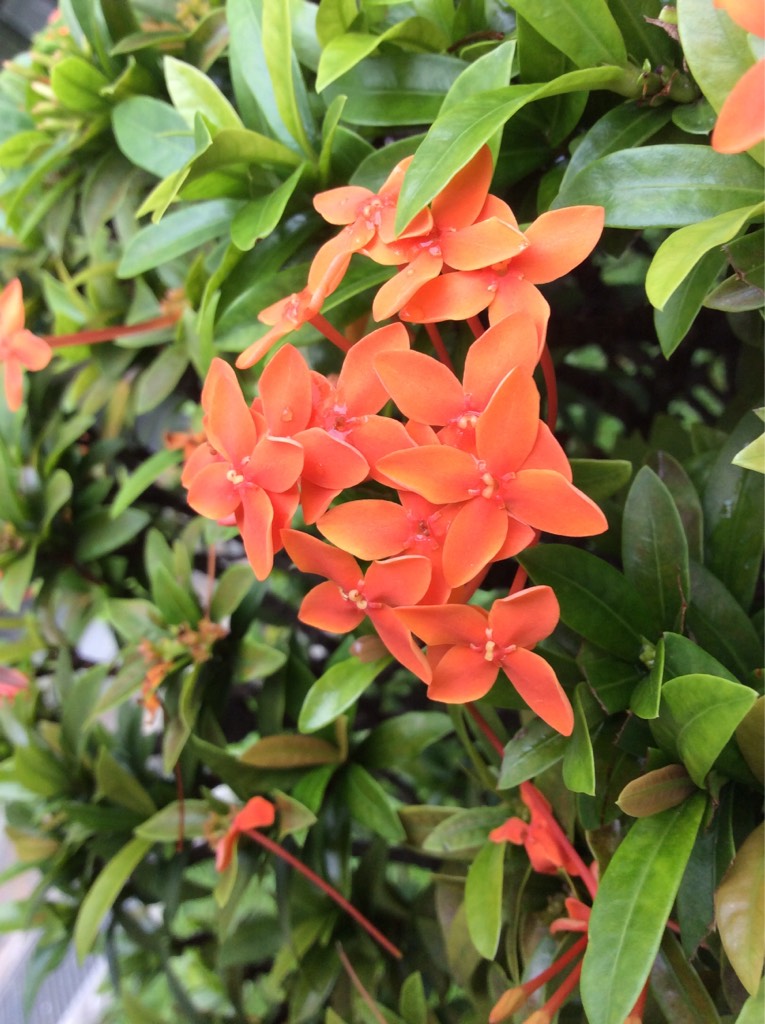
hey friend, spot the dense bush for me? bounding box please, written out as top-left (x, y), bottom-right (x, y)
top-left (0, 1), bottom-right (762, 1022)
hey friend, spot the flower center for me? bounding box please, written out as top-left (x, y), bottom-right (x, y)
top-left (339, 585), bottom-right (369, 611)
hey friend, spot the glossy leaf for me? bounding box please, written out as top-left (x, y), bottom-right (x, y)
top-left (555, 146), bottom-right (763, 227)
top-left (298, 656), bottom-right (391, 733)
top-left (94, 749), bottom-right (157, 817)
top-left (648, 452), bottom-right (704, 561)
top-left (647, 203), bottom-right (764, 311)
top-left (617, 763), bottom-right (697, 818)
top-left (570, 458), bottom-right (632, 500)
top-left (134, 800), bottom-right (211, 842)
top-left (651, 931), bottom-right (723, 1023)
top-left (677, 0), bottom-right (757, 114)
top-left (75, 508), bottom-right (150, 562)
top-left (240, 734), bottom-right (341, 768)
top-left (342, 763), bottom-right (405, 841)
top-left (498, 717), bottom-right (567, 789)
top-left (520, 544), bottom-right (657, 660)
top-left (231, 166), bottom-right (304, 251)
top-left (562, 682), bottom-right (598, 794)
top-left (356, 711), bottom-right (452, 770)
top-left (715, 823), bottom-right (765, 996)
top-left (622, 466), bottom-right (689, 632)
top-left (440, 39), bottom-right (516, 117)
top-left (261, 0), bottom-right (316, 156)
top-left (399, 972), bottom-right (427, 1024)
top-left (630, 636), bottom-right (664, 719)
top-left (396, 65), bottom-right (627, 231)
top-left (580, 794), bottom-right (706, 1024)
top-left (164, 56), bottom-right (243, 132)
top-left (686, 562), bottom-right (762, 679)
top-left (117, 199), bottom-right (243, 277)
top-left (110, 449), bottom-right (182, 519)
top-left (50, 56), bottom-right (110, 114)
top-left (660, 674), bottom-right (758, 786)
top-left (316, 20), bottom-right (448, 92)
top-left (654, 248), bottom-right (728, 357)
top-left (112, 97), bottom-right (195, 178)
top-left (74, 836), bottom-right (153, 959)
top-left (422, 806), bottom-right (508, 859)
top-left (579, 643), bottom-right (644, 713)
top-left (735, 696), bottom-right (764, 784)
top-left (510, 0), bottom-right (627, 68)
top-left (465, 841), bottom-right (504, 959)
top-left (737, 980), bottom-right (765, 1024)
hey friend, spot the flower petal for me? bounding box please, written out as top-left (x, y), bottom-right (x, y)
top-left (238, 486), bottom-right (275, 580)
top-left (441, 218), bottom-right (528, 271)
top-left (299, 580), bottom-right (366, 632)
top-left (476, 368), bottom-right (540, 475)
top-left (396, 602), bottom-right (487, 647)
top-left (428, 644), bottom-right (498, 702)
top-left (0, 279), bottom-right (25, 339)
top-left (711, 59), bottom-right (765, 153)
top-left (431, 145), bottom-right (494, 231)
top-left (369, 605), bottom-right (431, 682)
top-left (376, 445), bottom-right (478, 504)
top-left (318, 500), bottom-right (410, 560)
top-left (715, 0), bottom-right (765, 37)
top-left (374, 349), bottom-right (464, 425)
top-left (522, 421), bottom-right (573, 480)
top-left (442, 498), bottom-right (508, 587)
top-left (11, 330), bottom-right (52, 371)
top-left (249, 436), bottom-right (304, 492)
top-left (281, 529), bottom-right (361, 589)
top-left (501, 647), bottom-right (574, 735)
top-left (2, 361), bottom-right (23, 412)
top-left (202, 358), bottom-right (257, 465)
top-left (365, 555), bottom-right (432, 606)
top-left (512, 206), bottom-right (605, 284)
top-left (337, 323), bottom-right (410, 415)
top-left (488, 587), bottom-right (560, 650)
top-left (502, 470), bottom-right (608, 536)
top-left (296, 428), bottom-right (368, 489)
top-left (462, 312), bottom-right (540, 405)
top-left (373, 249), bottom-right (443, 321)
top-left (232, 795), bottom-right (276, 831)
top-left (187, 461), bottom-right (239, 519)
top-left (259, 344), bottom-right (312, 435)
top-left (488, 276), bottom-right (550, 341)
top-left (313, 186), bottom-right (374, 224)
top-left (400, 269), bottom-right (496, 323)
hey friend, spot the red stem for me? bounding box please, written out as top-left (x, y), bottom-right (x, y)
top-left (308, 313), bottom-right (352, 353)
top-left (424, 323), bottom-right (455, 372)
top-left (537, 955), bottom-right (584, 1019)
top-left (244, 828), bottom-right (402, 960)
top-left (467, 315), bottom-right (484, 339)
top-left (466, 703), bottom-right (505, 758)
top-left (336, 945), bottom-right (389, 1024)
top-left (540, 343), bottom-right (558, 431)
top-left (44, 313), bottom-right (179, 348)
top-left (521, 934), bottom-right (588, 998)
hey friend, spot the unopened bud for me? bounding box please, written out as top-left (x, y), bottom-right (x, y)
top-left (350, 635), bottom-right (388, 662)
top-left (489, 987), bottom-right (527, 1023)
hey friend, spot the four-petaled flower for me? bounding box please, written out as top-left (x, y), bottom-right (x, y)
top-left (398, 588), bottom-right (573, 734)
top-left (0, 278), bottom-right (52, 411)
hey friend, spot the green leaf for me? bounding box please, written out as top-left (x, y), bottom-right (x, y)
top-left (422, 806), bottom-right (508, 859)
top-left (737, 979), bottom-right (765, 1024)
top-left (660, 674), bottom-right (757, 787)
top-left (396, 65), bottom-right (627, 232)
top-left (686, 561), bottom-right (762, 679)
top-left (240, 734), bottom-right (341, 768)
top-left (654, 248), bottom-right (728, 357)
top-left (151, 563), bottom-right (200, 626)
top-left (735, 696), bottom-right (764, 784)
top-left (579, 643), bottom-right (643, 713)
top-left (74, 836), bottom-right (153, 959)
top-left (134, 348), bottom-right (188, 415)
top-left (75, 508), bottom-right (150, 562)
top-left (622, 466), bottom-right (689, 632)
top-left (134, 801), bottom-right (212, 842)
top-left (617, 763), bottom-right (697, 818)
top-left (86, 657), bottom-right (152, 725)
top-left (342, 763), bottom-right (405, 842)
top-left (520, 544), bottom-right (657, 659)
top-left (630, 637), bottom-right (664, 719)
top-left (465, 841), bottom-right (504, 959)
top-left (555, 146), bottom-right (764, 228)
top-left (440, 39), bottom-right (516, 117)
top-left (609, 0), bottom-right (677, 67)
top-left (0, 546), bottom-right (36, 614)
top-left (95, 748), bottom-right (157, 817)
top-left (118, 200), bottom-right (242, 277)
top-left (510, 0), bottom-right (627, 68)
top-left (677, 0), bottom-right (757, 115)
top-left (715, 823), bottom-right (764, 996)
top-left (210, 563), bottom-right (255, 621)
top-left (112, 97), bottom-right (195, 178)
top-left (399, 972), bottom-right (427, 1024)
top-left (356, 711), bottom-right (453, 769)
top-left (164, 55), bottom-right (243, 132)
top-left (316, 20), bottom-right (448, 92)
top-left (316, 0), bottom-right (357, 46)
top-left (231, 165), bottom-right (304, 250)
top-left (703, 413), bottom-right (765, 612)
top-left (570, 458), bottom-right (632, 500)
top-left (580, 794), bottom-right (706, 1024)
top-left (298, 656), bottom-right (391, 733)
top-left (651, 931), bottom-right (723, 1023)
top-left (562, 683), bottom-right (597, 795)
top-left (497, 717), bottom-right (567, 789)
top-left (647, 203), bottom-right (764, 311)
top-left (261, 0), bottom-right (316, 156)
top-left (110, 450), bottom-right (182, 519)
top-left (50, 55), bottom-right (110, 114)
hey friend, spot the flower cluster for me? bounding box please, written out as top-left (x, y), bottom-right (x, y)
top-left (183, 147), bottom-right (607, 735)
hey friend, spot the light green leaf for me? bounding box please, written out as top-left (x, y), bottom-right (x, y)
top-left (134, 347), bottom-right (189, 415)
top-left (112, 97), bottom-right (195, 178)
top-left (647, 203), bottom-right (764, 310)
top-left (654, 248), bottom-right (728, 357)
top-left (74, 836), bottom-right (153, 959)
top-left (135, 800), bottom-right (211, 842)
top-left (117, 199), bottom-right (243, 277)
top-left (498, 717), bottom-right (567, 789)
top-left (241, 734), bottom-right (341, 768)
top-left (677, 0), bottom-right (758, 114)
top-left (562, 683), bottom-right (597, 794)
top-left (164, 55), bottom-right (243, 132)
top-left (661, 674), bottom-right (757, 787)
top-left (110, 449), bottom-right (182, 519)
top-left (231, 165), bottom-right (304, 250)
top-left (261, 0), bottom-right (316, 156)
top-left (465, 841), bottom-right (504, 959)
top-left (316, 20), bottom-right (448, 92)
top-left (356, 711), bottom-right (452, 769)
top-left (422, 806), bottom-right (508, 859)
top-left (50, 55), bottom-right (110, 114)
top-left (555, 146), bottom-right (764, 228)
top-left (396, 65), bottom-right (628, 232)
top-left (298, 656), bottom-right (391, 733)
top-left (570, 458), bottom-right (632, 500)
top-left (210, 563), bottom-right (256, 621)
top-left (440, 39), bottom-right (516, 116)
top-left (342, 763), bottom-right (405, 841)
top-left (737, 978), bottom-right (765, 1024)
top-left (0, 546), bottom-right (36, 613)
top-left (510, 0), bottom-right (627, 68)
top-left (630, 636), bottom-right (664, 720)
top-left (94, 749), bottom-right (157, 817)
top-left (715, 823), bottom-right (765, 996)
top-left (151, 563), bottom-right (201, 627)
top-left (580, 794), bottom-right (706, 1024)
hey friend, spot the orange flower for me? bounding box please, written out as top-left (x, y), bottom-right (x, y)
top-left (711, 0), bottom-right (765, 153)
top-left (397, 205), bottom-right (605, 341)
top-left (0, 666), bottom-right (29, 701)
top-left (215, 796), bottom-right (276, 872)
top-left (397, 588), bottom-right (572, 732)
top-left (183, 358), bottom-right (303, 579)
top-left (0, 279), bottom-right (52, 411)
top-left (281, 529), bottom-right (432, 681)
top-left (377, 368), bottom-right (607, 587)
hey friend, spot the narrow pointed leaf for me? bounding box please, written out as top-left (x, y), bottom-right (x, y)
top-left (298, 657), bottom-right (391, 733)
top-left (74, 837), bottom-right (153, 959)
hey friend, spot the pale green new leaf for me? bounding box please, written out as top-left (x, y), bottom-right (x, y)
top-left (164, 56), bottom-right (243, 132)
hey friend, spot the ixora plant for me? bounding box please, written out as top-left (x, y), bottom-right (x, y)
top-left (0, 0), bottom-right (763, 1022)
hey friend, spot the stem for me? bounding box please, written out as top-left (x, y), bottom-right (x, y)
top-left (336, 944), bottom-right (389, 1024)
top-left (540, 343), bottom-right (558, 430)
top-left (308, 313), bottom-right (352, 353)
top-left (536, 955), bottom-right (583, 1020)
top-left (45, 313), bottom-right (179, 348)
top-left (466, 703), bottom-right (505, 759)
top-left (244, 829), bottom-right (402, 959)
top-left (424, 323), bottom-right (455, 372)
top-left (522, 934), bottom-right (588, 998)
top-left (509, 565), bottom-right (528, 595)
top-left (467, 315), bottom-right (485, 339)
